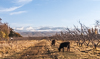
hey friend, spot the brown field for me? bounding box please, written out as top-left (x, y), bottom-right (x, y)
top-left (0, 38), bottom-right (100, 59)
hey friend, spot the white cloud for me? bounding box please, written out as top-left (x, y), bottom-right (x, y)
top-left (0, 0), bottom-right (32, 13)
top-left (0, 5), bottom-right (22, 12)
top-left (16, 27), bottom-right (24, 30)
top-left (14, 0), bottom-right (33, 5)
top-left (10, 11), bottom-right (27, 15)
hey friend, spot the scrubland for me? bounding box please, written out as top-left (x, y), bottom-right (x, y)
top-left (0, 39), bottom-right (39, 59)
top-left (0, 38), bottom-right (100, 59)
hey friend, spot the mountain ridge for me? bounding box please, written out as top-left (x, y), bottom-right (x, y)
top-left (14, 26), bottom-right (68, 32)
top-left (14, 26), bottom-right (66, 37)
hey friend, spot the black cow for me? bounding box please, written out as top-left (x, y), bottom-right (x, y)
top-left (51, 40), bottom-right (56, 46)
top-left (58, 42), bottom-right (70, 52)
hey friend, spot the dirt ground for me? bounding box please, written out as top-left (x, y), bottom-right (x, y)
top-left (1, 39), bottom-right (100, 59)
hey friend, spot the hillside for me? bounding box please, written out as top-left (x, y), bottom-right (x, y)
top-left (19, 31), bottom-right (60, 37)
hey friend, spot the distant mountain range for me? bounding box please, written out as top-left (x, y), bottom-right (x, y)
top-left (14, 26), bottom-right (68, 32)
top-left (13, 26), bottom-right (100, 37)
top-left (13, 26), bottom-right (68, 37)
top-left (19, 31), bottom-right (61, 37)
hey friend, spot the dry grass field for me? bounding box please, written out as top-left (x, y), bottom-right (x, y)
top-left (0, 38), bottom-right (100, 59)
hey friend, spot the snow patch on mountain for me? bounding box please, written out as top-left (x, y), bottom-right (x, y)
top-left (13, 26), bottom-right (68, 32)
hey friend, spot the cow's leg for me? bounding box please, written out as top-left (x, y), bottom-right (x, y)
top-left (68, 45), bottom-right (70, 52)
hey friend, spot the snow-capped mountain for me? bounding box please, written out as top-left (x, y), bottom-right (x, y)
top-left (13, 26), bottom-right (68, 32)
top-left (13, 26), bottom-right (69, 37)
top-left (13, 26), bottom-right (100, 37)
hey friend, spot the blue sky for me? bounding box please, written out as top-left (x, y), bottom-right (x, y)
top-left (0, 0), bottom-right (100, 28)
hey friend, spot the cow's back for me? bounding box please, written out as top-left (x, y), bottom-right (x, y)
top-left (60, 42), bottom-right (70, 47)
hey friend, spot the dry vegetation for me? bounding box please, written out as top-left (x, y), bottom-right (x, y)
top-left (0, 39), bottom-right (39, 59)
top-left (0, 38), bottom-right (100, 59)
top-left (1, 19), bottom-right (100, 59)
